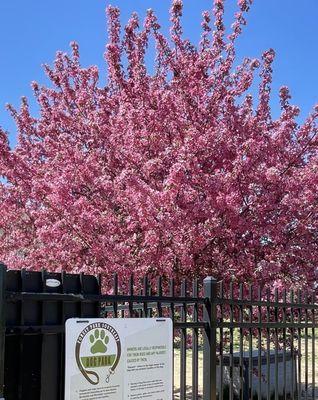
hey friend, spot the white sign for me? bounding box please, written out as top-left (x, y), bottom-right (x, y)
top-left (65, 318), bottom-right (173, 400)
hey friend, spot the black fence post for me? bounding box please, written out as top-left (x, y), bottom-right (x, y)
top-left (0, 263), bottom-right (6, 400)
top-left (203, 276), bottom-right (217, 400)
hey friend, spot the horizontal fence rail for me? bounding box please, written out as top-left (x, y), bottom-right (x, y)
top-left (0, 264), bottom-right (317, 400)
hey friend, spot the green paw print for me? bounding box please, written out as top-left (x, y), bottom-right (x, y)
top-left (89, 329), bottom-right (109, 354)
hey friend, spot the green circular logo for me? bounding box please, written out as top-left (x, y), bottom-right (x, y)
top-left (75, 322), bottom-right (121, 385)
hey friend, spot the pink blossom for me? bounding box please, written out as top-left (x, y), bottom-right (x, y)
top-left (0, 1), bottom-right (317, 291)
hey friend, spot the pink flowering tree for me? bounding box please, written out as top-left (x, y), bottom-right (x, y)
top-left (0, 0), bottom-right (317, 289)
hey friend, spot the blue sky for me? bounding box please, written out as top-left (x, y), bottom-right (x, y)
top-left (0, 0), bottom-right (317, 146)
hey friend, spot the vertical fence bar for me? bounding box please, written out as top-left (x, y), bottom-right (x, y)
top-left (266, 289), bottom-right (271, 400)
top-left (297, 289), bottom-right (302, 400)
top-left (274, 288), bottom-right (279, 400)
top-left (129, 274), bottom-right (134, 317)
top-left (157, 277), bottom-right (163, 318)
top-left (148, 281), bottom-right (153, 318)
top-left (97, 273), bottom-right (102, 317)
top-left (282, 289), bottom-right (287, 400)
top-left (169, 278), bottom-right (175, 399)
top-left (143, 276), bottom-right (148, 318)
top-left (312, 291), bottom-right (315, 400)
top-left (113, 274), bottom-right (118, 318)
top-left (59, 271), bottom-right (66, 400)
top-left (203, 277), bottom-right (217, 400)
top-left (304, 292), bottom-right (308, 400)
top-left (239, 284), bottom-right (244, 400)
top-left (248, 284), bottom-right (253, 400)
top-left (180, 280), bottom-right (187, 400)
top-left (290, 290), bottom-right (295, 400)
top-left (229, 282), bottom-right (234, 400)
top-left (40, 268), bottom-right (59, 400)
top-left (248, 284), bottom-right (254, 399)
top-left (169, 278), bottom-right (175, 321)
top-left (79, 273), bottom-right (84, 318)
top-left (18, 269), bottom-right (25, 400)
top-left (192, 279), bottom-right (199, 400)
top-left (219, 282), bottom-right (224, 400)
top-left (257, 287), bottom-right (262, 400)
top-left (0, 263), bottom-right (6, 400)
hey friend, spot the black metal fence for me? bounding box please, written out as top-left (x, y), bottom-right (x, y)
top-left (0, 263), bottom-right (317, 400)
top-left (215, 282), bottom-right (317, 400)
